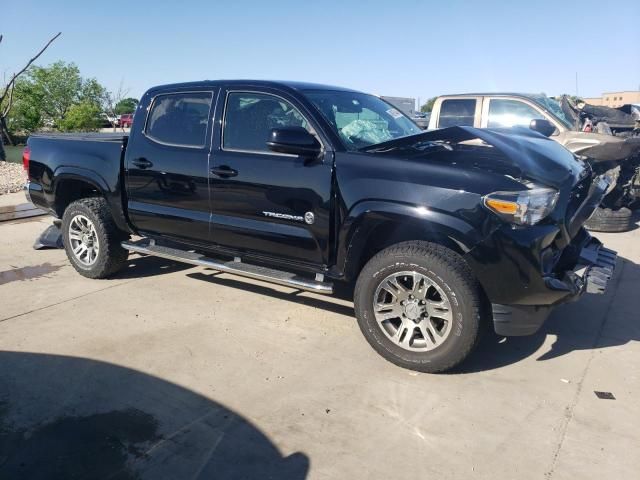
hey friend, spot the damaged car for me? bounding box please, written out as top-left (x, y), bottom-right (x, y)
top-left (427, 93), bottom-right (640, 232)
top-left (24, 80), bottom-right (617, 372)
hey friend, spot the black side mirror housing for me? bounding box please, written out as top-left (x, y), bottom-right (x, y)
top-left (529, 118), bottom-right (556, 137)
top-left (267, 127), bottom-right (322, 158)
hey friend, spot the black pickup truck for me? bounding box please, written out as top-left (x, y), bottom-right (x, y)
top-left (24, 80), bottom-right (617, 372)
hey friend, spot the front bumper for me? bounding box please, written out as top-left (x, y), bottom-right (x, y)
top-left (491, 236), bottom-right (617, 336)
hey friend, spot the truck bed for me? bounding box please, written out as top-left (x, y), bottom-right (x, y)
top-left (26, 132), bottom-right (130, 231)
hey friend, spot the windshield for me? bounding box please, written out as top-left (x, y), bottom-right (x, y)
top-left (524, 94), bottom-right (574, 129)
top-left (303, 90), bottom-right (421, 150)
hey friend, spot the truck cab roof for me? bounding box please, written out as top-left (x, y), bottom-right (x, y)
top-left (145, 79), bottom-right (362, 95)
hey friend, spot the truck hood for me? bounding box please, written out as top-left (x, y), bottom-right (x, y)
top-left (361, 126), bottom-right (586, 189)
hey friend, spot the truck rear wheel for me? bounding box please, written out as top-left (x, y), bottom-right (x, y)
top-left (354, 241), bottom-right (483, 373)
top-left (62, 197), bottom-right (129, 278)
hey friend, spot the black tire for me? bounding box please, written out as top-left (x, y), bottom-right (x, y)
top-left (584, 207), bottom-right (634, 233)
top-left (354, 241), bottom-right (484, 373)
top-left (61, 197), bottom-right (129, 278)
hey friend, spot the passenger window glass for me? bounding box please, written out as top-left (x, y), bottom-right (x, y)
top-left (223, 92), bottom-right (313, 152)
top-left (488, 99), bottom-right (545, 128)
top-left (146, 92), bottom-right (212, 147)
top-left (438, 99), bottom-right (476, 128)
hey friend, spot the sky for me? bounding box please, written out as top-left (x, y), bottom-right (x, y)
top-left (2, 0), bottom-right (639, 104)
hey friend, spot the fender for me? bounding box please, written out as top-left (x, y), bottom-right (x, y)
top-left (336, 200), bottom-right (489, 281)
top-left (52, 167), bottom-right (132, 233)
top-left (53, 166), bottom-right (111, 195)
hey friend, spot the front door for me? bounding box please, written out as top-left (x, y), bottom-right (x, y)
top-left (126, 89), bottom-right (216, 243)
top-left (209, 88), bottom-right (333, 267)
top-left (482, 97), bottom-right (550, 129)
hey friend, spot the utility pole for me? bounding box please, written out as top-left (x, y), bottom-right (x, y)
top-left (575, 72), bottom-right (579, 98)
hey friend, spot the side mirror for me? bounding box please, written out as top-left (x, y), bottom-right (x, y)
top-left (529, 118), bottom-right (556, 137)
top-left (267, 127), bottom-right (322, 158)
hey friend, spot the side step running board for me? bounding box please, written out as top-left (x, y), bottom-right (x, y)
top-left (121, 240), bottom-right (333, 295)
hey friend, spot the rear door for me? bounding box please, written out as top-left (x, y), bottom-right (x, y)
top-left (208, 87), bottom-right (334, 267)
top-left (125, 88), bottom-right (217, 243)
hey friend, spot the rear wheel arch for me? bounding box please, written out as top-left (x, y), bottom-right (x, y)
top-left (53, 176), bottom-right (104, 217)
top-left (52, 166), bottom-right (113, 216)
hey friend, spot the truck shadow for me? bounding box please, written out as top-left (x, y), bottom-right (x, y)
top-left (0, 351), bottom-right (309, 480)
top-left (120, 254), bottom-right (638, 374)
top-left (112, 253), bottom-right (194, 279)
top-left (187, 271), bottom-right (356, 318)
top-left (457, 255), bottom-right (640, 373)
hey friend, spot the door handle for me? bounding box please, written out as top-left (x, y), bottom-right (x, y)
top-left (132, 158), bottom-right (153, 169)
top-left (210, 165), bottom-right (238, 178)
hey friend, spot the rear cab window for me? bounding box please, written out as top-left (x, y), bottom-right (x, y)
top-left (145, 92), bottom-right (213, 148)
top-left (438, 99), bottom-right (477, 128)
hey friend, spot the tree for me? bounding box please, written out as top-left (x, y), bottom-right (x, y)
top-left (58, 102), bottom-right (102, 131)
top-left (114, 97), bottom-right (138, 115)
top-left (6, 61), bottom-right (108, 134)
top-left (0, 32), bottom-right (61, 155)
top-left (420, 96), bottom-right (437, 113)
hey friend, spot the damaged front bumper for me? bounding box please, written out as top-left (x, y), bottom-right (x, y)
top-left (491, 236), bottom-right (617, 336)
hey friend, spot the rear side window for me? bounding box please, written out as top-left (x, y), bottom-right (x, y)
top-left (438, 99), bottom-right (476, 128)
top-left (145, 92), bottom-right (212, 147)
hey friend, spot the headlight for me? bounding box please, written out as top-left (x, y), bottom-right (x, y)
top-left (483, 186), bottom-right (559, 225)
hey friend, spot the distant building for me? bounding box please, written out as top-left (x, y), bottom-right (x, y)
top-left (582, 91), bottom-right (640, 108)
top-left (380, 96), bottom-right (416, 117)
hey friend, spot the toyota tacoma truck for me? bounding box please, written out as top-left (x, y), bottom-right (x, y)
top-left (23, 80), bottom-right (617, 373)
top-left (427, 93), bottom-right (640, 232)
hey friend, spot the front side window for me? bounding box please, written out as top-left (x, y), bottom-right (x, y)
top-left (488, 99), bottom-right (545, 128)
top-left (223, 92), bottom-right (313, 152)
top-left (304, 90), bottom-right (421, 150)
top-left (524, 94), bottom-right (573, 129)
top-left (438, 99), bottom-right (476, 128)
top-left (145, 92), bottom-right (212, 147)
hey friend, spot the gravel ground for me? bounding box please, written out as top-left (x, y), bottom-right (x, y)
top-left (0, 161), bottom-right (25, 195)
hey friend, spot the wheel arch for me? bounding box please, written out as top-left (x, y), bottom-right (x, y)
top-left (338, 201), bottom-right (484, 282)
top-left (52, 168), bottom-right (110, 217)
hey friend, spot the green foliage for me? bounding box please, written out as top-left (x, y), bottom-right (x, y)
top-left (420, 96), bottom-right (437, 113)
top-left (6, 78), bottom-right (44, 132)
top-left (114, 97), bottom-right (138, 115)
top-left (6, 61), bottom-right (108, 134)
top-left (58, 102), bottom-right (102, 132)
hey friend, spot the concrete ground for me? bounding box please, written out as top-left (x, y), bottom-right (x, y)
top-left (0, 214), bottom-right (638, 479)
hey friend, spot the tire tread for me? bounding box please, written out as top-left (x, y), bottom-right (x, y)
top-left (354, 241), bottom-right (483, 373)
top-left (62, 197), bottom-right (128, 278)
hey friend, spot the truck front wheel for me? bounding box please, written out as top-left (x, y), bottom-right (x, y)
top-left (62, 197), bottom-right (129, 279)
top-left (354, 241), bottom-right (483, 373)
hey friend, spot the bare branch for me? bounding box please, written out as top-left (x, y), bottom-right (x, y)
top-left (0, 32), bottom-right (61, 106)
top-left (2, 81), bottom-right (15, 117)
